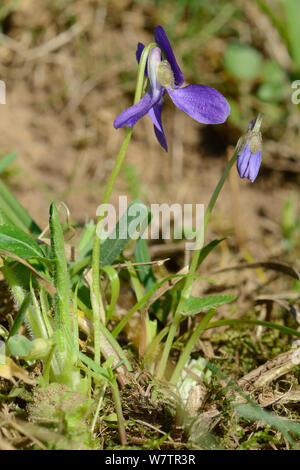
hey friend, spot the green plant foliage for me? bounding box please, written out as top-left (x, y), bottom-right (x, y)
top-left (224, 43), bottom-right (263, 81)
top-left (0, 224), bottom-right (44, 259)
top-left (7, 334), bottom-right (34, 357)
top-left (180, 295), bottom-right (236, 315)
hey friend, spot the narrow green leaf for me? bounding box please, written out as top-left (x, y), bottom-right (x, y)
top-left (235, 403), bottom-right (300, 439)
top-left (284, 0), bottom-right (300, 73)
top-left (206, 318), bottom-right (300, 338)
top-left (170, 309), bottom-right (216, 384)
top-left (134, 238), bottom-right (156, 291)
top-left (197, 238), bottom-right (227, 268)
top-left (8, 293), bottom-right (31, 339)
top-left (100, 266), bottom-right (120, 324)
top-left (205, 361), bottom-right (297, 447)
top-left (180, 295), bottom-right (236, 315)
top-left (76, 220), bottom-right (95, 260)
top-left (254, 0), bottom-right (287, 44)
top-left (49, 203), bottom-right (72, 366)
top-left (0, 179), bottom-right (41, 236)
top-left (63, 325), bottom-right (111, 382)
top-left (0, 153), bottom-right (18, 174)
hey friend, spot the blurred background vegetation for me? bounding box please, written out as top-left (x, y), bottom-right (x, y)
top-left (0, 0), bottom-right (299, 263)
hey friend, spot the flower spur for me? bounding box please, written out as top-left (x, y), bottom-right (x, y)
top-left (114, 25), bottom-right (230, 151)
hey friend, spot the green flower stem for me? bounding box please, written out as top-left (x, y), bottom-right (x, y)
top-left (91, 42), bottom-right (157, 364)
top-left (204, 148), bottom-right (239, 231)
top-left (157, 149), bottom-right (238, 380)
top-left (110, 376), bottom-right (128, 446)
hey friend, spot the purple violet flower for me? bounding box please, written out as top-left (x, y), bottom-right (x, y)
top-left (114, 26), bottom-right (230, 151)
top-left (236, 114), bottom-right (263, 183)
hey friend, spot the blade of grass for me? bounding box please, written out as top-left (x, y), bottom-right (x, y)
top-left (7, 293), bottom-right (31, 339)
top-left (0, 153), bottom-right (18, 174)
top-left (283, 0), bottom-right (300, 73)
top-left (170, 309), bottom-right (216, 384)
top-left (0, 180), bottom-right (41, 236)
top-left (206, 318), bottom-right (300, 337)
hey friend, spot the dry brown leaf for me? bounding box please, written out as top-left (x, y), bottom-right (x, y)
top-left (0, 356), bottom-right (36, 385)
top-left (238, 347), bottom-right (300, 392)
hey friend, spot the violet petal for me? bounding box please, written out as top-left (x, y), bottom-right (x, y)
top-left (167, 84), bottom-right (230, 124)
top-left (248, 150), bottom-right (261, 182)
top-left (237, 143), bottom-right (251, 178)
top-left (154, 25), bottom-right (184, 87)
top-left (136, 42), bottom-right (148, 77)
top-left (148, 98), bottom-right (168, 151)
top-left (114, 89), bottom-right (162, 128)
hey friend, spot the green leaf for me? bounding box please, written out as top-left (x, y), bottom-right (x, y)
top-left (224, 44), bottom-right (263, 81)
top-left (100, 265), bottom-right (120, 324)
top-left (49, 203), bottom-right (72, 364)
top-left (100, 200), bottom-right (151, 266)
top-left (254, 0), bottom-right (287, 44)
top-left (0, 209), bottom-right (14, 226)
top-left (76, 220), bottom-right (95, 260)
top-left (134, 238), bottom-right (157, 291)
top-left (180, 295), bottom-right (236, 315)
top-left (261, 60), bottom-right (287, 84)
top-left (63, 325), bottom-right (111, 382)
top-left (197, 238), bottom-right (227, 268)
top-left (257, 82), bottom-right (286, 103)
top-left (235, 403), bottom-right (300, 442)
top-left (0, 180), bottom-right (41, 236)
top-left (8, 293), bottom-right (31, 339)
top-left (0, 153), bottom-right (18, 174)
top-left (0, 224), bottom-right (44, 259)
top-left (206, 319), bottom-right (300, 338)
top-left (70, 201), bottom-right (152, 279)
top-left (257, 61), bottom-right (289, 103)
top-left (284, 0), bottom-right (300, 74)
top-left (7, 334), bottom-right (34, 357)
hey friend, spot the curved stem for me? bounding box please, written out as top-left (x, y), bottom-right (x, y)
top-left (157, 149), bottom-right (238, 380)
top-left (91, 42), bottom-right (158, 363)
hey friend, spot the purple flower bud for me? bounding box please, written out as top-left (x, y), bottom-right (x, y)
top-left (236, 114), bottom-right (263, 183)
